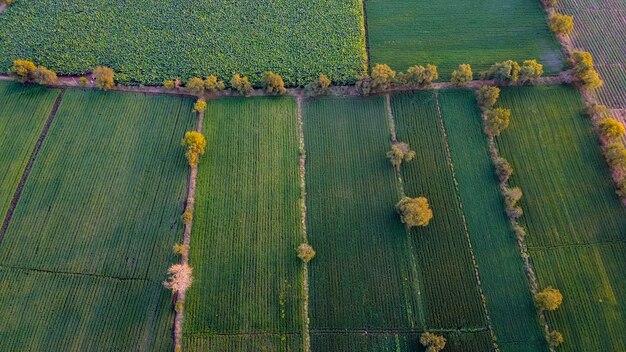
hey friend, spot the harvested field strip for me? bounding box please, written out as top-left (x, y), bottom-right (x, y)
top-left (304, 96), bottom-right (425, 331)
top-left (0, 90), bottom-right (195, 279)
top-left (184, 97), bottom-right (302, 350)
top-left (391, 91), bottom-right (488, 330)
top-left (366, 0), bottom-right (564, 79)
top-left (531, 242), bottom-right (626, 351)
top-left (0, 82), bottom-right (60, 228)
top-left (0, 267), bottom-right (172, 351)
top-left (495, 85), bottom-right (626, 247)
top-left (438, 89), bottom-right (546, 350)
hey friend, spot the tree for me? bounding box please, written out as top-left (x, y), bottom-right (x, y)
top-left (484, 108), bottom-right (511, 137)
top-left (9, 59), bottom-right (37, 83)
top-left (33, 66), bottom-right (57, 85)
top-left (548, 330), bottom-right (564, 348)
top-left (297, 243), bottom-right (316, 263)
top-left (395, 197), bottom-right (433, 228)
top-left (93, 66), bottom-right (115, 90)
top-left (355, 75), bottom-right (372, 95)
top-left (494, 157), bottom-right (513, 183)
top-left (386, 142), bottom-right (415, 169)
top-left (204, 75), bottom-right (225, 92)
top-left (262, 71), bottom-right (286, 95)
top-left (163, 263), bottom-right (193, 294)
top-left (616, 177), bottom-right (626, 199)
top-left (406, 64), bottom-right (438, 86)
top-left (572, 51), bottom-right (602, 89)
top-left (420, 332), bottom-right (446, 352)
top-left (231, 73), bottom-right (253, 95)
top-left (550, 14), bottom-right (574, 36)
top-left (598, 118), bottom-right (625, 140)
top-left (307, 74), bottom-right (331, 94)
top-left (604, 143), bottom-right (626, 171)
top-left (182, 131), bottom-right (207, 167)
top-left (451, 64), bottom-right (473, 85)
top-left (534, 287), bottom-right (563, 311)
top-left (585, 104), bottom-right (610, 119)
top-left (484, 60), bottom-right (521, 82)
top-left (193, 98), bottom-right (207, 113)
top-left (371, 64), bottom-right (396, 90)
top-left (547, 0), bottom-right (559, 8)
top-left (476, 86), bottom-right (500, 108)
top-left (186, 77), bottom-right (205, 95)
top-left (520, 60), bottom-right (544, 82)
top-left (163, 79), bottom-right (176, 89)
top-left (504, 186), bottom-right (523, 219)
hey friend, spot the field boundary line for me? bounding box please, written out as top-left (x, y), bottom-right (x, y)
top-left (528, 238), bottom-right (626, 251)
top-left (311, 327), bottom-right (489, 334)
top-left (0, 264), bottom-right (152, 282)
top-left (188, 331), bottom-right (302, 337)
top-left (433, 92), bottom-right (499, 352)
top-left (296, 94), bottom-right (311, 352)
top-left (384, 93), bottom-right (427, 330)
top-left (360, 0), bottom-right (370, 74)
top-left (0, 89), bottom-right (64, 244)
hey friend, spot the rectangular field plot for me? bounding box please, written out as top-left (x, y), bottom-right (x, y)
top-left (0, 82), bottom-right (60, 221)
top-left (495, 85), bottom-right (626, 247)
top-left (366, 0), bottom-right (564, 78)
top-left (184, 97), bottom-right (303, 351)
top-left (0, 0), bottom-right (366, 86)
top-left (0, 268), bottom-right (172, 351)
top-left (437, 90), bottom-right (545, 351)
top-left (0, 90), bottom-right (195, 279)
top-left (391, 92), bottom-right (487, 330)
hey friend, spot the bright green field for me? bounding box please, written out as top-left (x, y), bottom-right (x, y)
top-left (366, 0), bottom-right (565, 78)
top-left (0, 0), bottom-right (366, 86)
top-left (437, 89), bottom-right (545, 351)
top-left (184, 97), bottom-right (303, 351)
top-left (496, 85), bottom-right (626, 351)
top-left (0, 82), bottom-right (60, 221)
top-left (0, 90), bottom-right (195, 350)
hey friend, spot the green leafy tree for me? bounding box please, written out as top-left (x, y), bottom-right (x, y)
top-left (598, 118), bottom-right (625, 140)
top-left (163, 79), bottom-right (176, 89)
top-left (297, 243), bottom-right (316, 263)
top-left (548, 330), bottom-right (564, 348)
top-left (93, 66), bottom-right (115, 90)
top-left (550, 14), bottom-right (574, 36)
top-left (572, 51), bottom-right (603, 89)
top-left (476, 86), bottom-right (500, 108)
top-left (485, 60), bottom-right (521, 82)
top-left (451, 64), bottom-right (473, 85)
top-left (386, 142), bottom-right (416, 169)
top-left (33, 66), bottom-right (57, 85)
top-left (534, 287), bottom-right (563, 311)
top-left (484, 107), bottom-right (511, 137)
top-left (231, 73), bottom-right (253, 96)
top-left (9, 59), bottom-right (37, 83)
top-left (204, 75), bottom-right (225, 92)
top-left (406, 64), bottom-right (438, 86)
top-left (262, 71), bottom-right (286, 95)
top-left (520, 60), bottom-right (544, 82)
top-left (181, 131), bottom-right (207, 167)
top-left (604, 142), bottom-right (626, 171)
top-left (193, 98), bottom-right (207, 113)
top-left (420, 332), bottom-right (446, 352)
top-left (186, 77), bottom-right (205, 95)
top-left (395, 197), bottom-right (433, 228)
top-left (371, 64), bottom-right (396, 90)
top-left (307, 74), bottom-right (332, 94)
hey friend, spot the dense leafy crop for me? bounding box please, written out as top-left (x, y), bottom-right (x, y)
top-left (0, 0), bottom-right (367, 86)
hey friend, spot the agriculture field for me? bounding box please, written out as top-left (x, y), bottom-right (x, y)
top-left (184, 97), bottom-right (303, 351)
top-left (0, 0), bottom-right (366, 86)
top-left (496, 85), bottom-right (626, 351)
top-left (436, 89), bottom-right (545, 351)
top-left (304, 96), bottom-right (492, 351)
top-left (0, 82), bottom-right (60, 223)
top-left (558, 0), bottom-right (626, 108)
top-left (366, 0), bottom-right (564, 78)
top-left (0, 89), bottom-right (195, 350)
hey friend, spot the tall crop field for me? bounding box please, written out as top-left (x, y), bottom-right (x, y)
top-left (366, 0), bottom-right (564, 78)
top-left (0, 89), bottom-right (195, 350)
top-left (0, 0), bottom-right (366, 86)
top-left (0, 82), bottom-right (60, 220)
top-left (437, 89), bottom-right (545, 351)
top-left (496, 85), bottom-right (626, 351)
top-left (184, 97), bottom-right (303, 351)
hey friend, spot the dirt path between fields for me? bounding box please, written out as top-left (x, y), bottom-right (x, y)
top-left (0, 89), bottom-right (65, 243)
top-left (0, 3), bottom-right (7, 15)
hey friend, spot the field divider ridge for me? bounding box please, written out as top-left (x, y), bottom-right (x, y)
top-left (384, 93), bottom-right (426, 329)
top-left (0, 263), bottom-right (153, 282)
top-left (433, 92), bottom-right (499, 351)
top-left (296, 94), bottom-right (312, 352)
top-left (0, 88), bottom-right (65, 243)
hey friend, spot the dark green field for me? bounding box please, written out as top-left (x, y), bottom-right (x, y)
top-left (366, 0), bottom-right (564, 78)
top-left (184, 97), bottom-right (303, 351)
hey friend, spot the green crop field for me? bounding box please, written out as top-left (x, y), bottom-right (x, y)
top-left (496, 85), bottom-right (626, 351)
top-left (0, 0), bottom-right (366, 86)
top-left (184, 97), bottom-right (303, 351)
top-left (559, 0), bottom-right (626, 108)
top-left (366, 0), bottom-right (564, 78)
top-left (0, 89), bottom-right (195, 350)
top-left (0, 82), bottom-right (60, 220)
top-left (304, 96), bottom-right (492, 351)
top-left (437, 89), bottom-right (545, 351)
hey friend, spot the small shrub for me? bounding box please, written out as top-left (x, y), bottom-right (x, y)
top-left (451, 64), bottom-right (473, 85)
top-left (175, 300), bottom-right (184, 313)
top-left (297, 243), bottom-right (316, 263)
top-left (547, 0), bottom-right (558, 8)
top-left (598, 118), bottom-right (625, 140)
top-left (406, 64), bottom-right (438, 86)
top-left (163, 80), bottom-right (176, 89)
top-left (182, 209), bottom-right (193, 224)
top-left (484, 60), bottom-right (521, 82)
top-left (494, 157), bottom-right (513, 183)
top-left (513, 224), bottom-right (527, 240)
top-left (262, 71), bottom-right (286, 95)
top-left (79, 76), bottom-right (89, 86)
top-left (585, 104), bottom-right (610, 119)
top-left (186, 77), bottom-right (205, 95)
top-left (604, 142), bottom-right (626, 171)
top-left (204, 75), bottom-right (225, 92)
top-left (386, 142), bottom-right (416, 169)
top-left (231, 73), bottom-right (253, 96)
top-left (519, 60), bottom-right (544, 82)
top-left (163, 263), bottom-right (193, 294)
top-left (396, 197), bottom-right (433, 228)
top-left (548, 330), bottom-right (564, 348)
top-left (476, 86), bottom-right (500, 109)
top-left (193, 98), bottom-right (207, 113)
top-left (550, 14), bottom-right (574, 36)
top-left (484, 107), bottom-right (511, 137)
top-left (616, 177), bottom-right (626, 199)
top-left (420, 332), bottom-right (446, 352)
top-left (534, 286), bottom-right (563, 311)
top-left (572, 51), bottom-right (603, 89)
top-left (33, 66), bottom-right (57, 85)
top-left (172, 243), bottom-right (185, 255)
top-left (9, 59), bottom-right (37, 83)
top-left (371, 64), bottom-right (396, 91)
top-left (355, 75), bottom-right (372, 95)
top-left (93, 66), bottom-right (115, 90)
top-left (504, 187), bottom-right (523, 208)
top-left (307, 74), bottom-right (331, 94)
